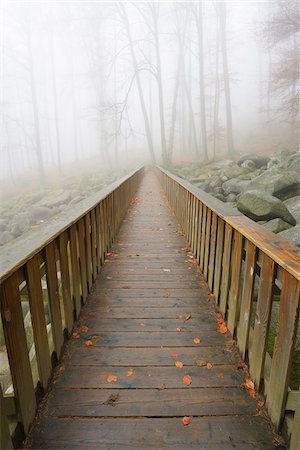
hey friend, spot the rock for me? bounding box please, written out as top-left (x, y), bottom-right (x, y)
top-left (36, 190), bottom-right (71, 208)
top-left (0, 231), bottom-right (14, 246)
top-left (278, 225), bottom-right (300, 247)
top-left (226, 193), bottom-right (237, 202)
top-left (237, 154), bottom-right (269, 168)
top-left (222, 164), bottom-right (250, 180)
top-left (283, 196), bottom-right (300, 224)
top-left (214, 187), bottom-right (224, 195)
top-left (0, 219), bottom-right (8, 233)
top-left (208, 176), bottom-right (222, 190)
top-left (222, 178), bottom-right (250, 195)
top-left (283, 152), bottom-right (300, 171)
top-left (247, 168), bottom-right (299, 196)
top-left (189, 174), bottom-right (208, 183)
top-left (215, 193), bottom-right (226, 202)
top-left (196, 182), bottom-right (210, 192)
top-left (237, 190), bottom-right (296, 225)
top-left (263, 218), bottom-right (293, 233)
top-left (29, 206), bottom-right (52, 223)
top-left (241, 160), bottom-right (256, 171)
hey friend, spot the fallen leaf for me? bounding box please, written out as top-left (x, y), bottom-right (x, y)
top-left (218, 372), bottom-right (225, 380)
top-left (256, 400), bottom-right (265, 410)
top-left (84, 339), bottom-right (93, 346)
top-left (182, 416), bottom-right (192, 426)
top-left (79, 326), bottom-right (89, 333)
top-left (193, 337), bottom-right (201, 344)
top-left (106, 276), bottom-right (113, 280)
top-left (184, 314), bottom-right (191, 321)
top-left (175, 361), bottom-right (184, 368)
top-left (195, 358), bottom-right (207, 367)
top-left (249, 388), bottom-right (256, 398)
top-left (126, 368), bottom-right (134, 377)
top-left (106, 373), bottom-right (118, 383)
top-left (72, 332), bottom-right (80, 339)
top-left (157, 383), bottom-right (167, 390)
top-left (183, 374), bottom-right (192, 385)
top-left (140, 323), bottom-right (145, 327)
top-left (206, 362), bottom-right (213, 369)
top-left (164, 292), bottom-right (171, 298)
top-left (218, 322), bottom-right (228, 334)
top-left (245, 379), bottom-right (254, 390)
top-left (171, 351), bottom-right (179, 358)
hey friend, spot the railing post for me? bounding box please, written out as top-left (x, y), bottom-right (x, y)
top-left (0, 385), bottom-right (13, 449)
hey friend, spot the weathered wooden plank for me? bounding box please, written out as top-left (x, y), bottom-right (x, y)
top-left (0, 271), bottom-right (36, 433)
top-left (84, 213), bottom-right (93, 292)
top-left (44, 242), bottom-right (64, 358)
top-left (290, 387), bottom-right (300, 450)
top-left (73, 331), bottom-right (225, 347)
top-left (218, 223), bottom-right (233, 315)
top-left (69, 224), bottom-right (81, 318)
top-left (47, 387), bottom-right (254, 418)
top-left (56, 365), bottom-right (243, 389)
top-left (213, 217), bottom-right (225, 304)
top-left (0, 383), bottom-right (13, 449)
top-left (196, 202), bottom-right (203, 263)
top-left (93, 288), bottom-right (203, 298)
top-left (199, 205), bottom-right (207, 271)
top-left (237, 240), bottom-right (257, 358)
top-left (227, 231), bottom-right (243, 335)
top-left (58, 232), bottom-right (73, 333)
top-left (203, 209), bottom-right (212, 281)
top-left (90, 209), bottom-right (97, 281)
top-left (88, 297), bottom-right (211, 308)
top-left (249, 253), bottom-right (275, 387)
top-left (267, 271), bottom-right (300, 428)
top-left (26, 255), bottom-right (52, 389)
top-left (30, 416), bottom-right (275, 450)
top-left (77, 219), bottom-right (88, 303)
top-left (98, 280), bottom-right (201, 289)
top-left (66, 346), bottom-right (236, 366)
top-left (79, 307), bottom-right (212, 318)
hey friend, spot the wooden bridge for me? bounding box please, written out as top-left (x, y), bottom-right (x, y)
top-left (0, 168), bottom-right (299, 449)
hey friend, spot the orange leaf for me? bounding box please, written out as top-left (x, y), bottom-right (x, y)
top-left (206, 362), bottom-right (213, 369)
top-left (245, 379), bottom-right (254, 390)
top-left (84, 339), bottom-right (93, 346)
top-left (175, 361), bottom-right (183, 368)
top-left (106, 373), bottom-right (118, 383)
top-left (79, 326), bottom-right (89, 333)
top-left (184, 315), bottom-right (191, 321)
top-left (72, 332), bottom-right (80, 339)
top-left (218, 322), bottom-right (228, 334)
top-left (193, 337), bottom-right (201, 344)
top-left (183, 374), bottom-right (192, 385)
top-left (182, 416), bottom-right (192, 425)
top-left (171, 351), bottom-right (179, 358)
top-left (249, 388), bottom-right (256, 398)
top-left (126, 369), bottom-right (134, 377)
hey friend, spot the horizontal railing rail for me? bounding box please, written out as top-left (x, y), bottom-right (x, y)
top-left (157, 166), bottom-right (300, 449)
top-left (0, 166), bottom-right (144, 447)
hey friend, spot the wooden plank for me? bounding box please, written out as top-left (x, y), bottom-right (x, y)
top-left (290, 387), bottom-right (300, 450)
top-left (56, 365), bottom-right (243, 389)
top-left (208, 212), bottom-right (217, 291)
top-left (58, 232), bottom-right (73, 333)
top-left (90, 209), bottom-right (97, 281)
top-left (196, 202), bottom-right (203, 263)
top-left (26, 255), bottom-right (52, 389)
top-left (47, 387), bottom-right (254, 417)
top-left (69, 223), bottom-right (82, 318)
top-left (84, 213), bottom-right (93, 292)
top-left (0, 271), bottom-right (36, 433)
top-left (203, 209), bottom-right (212, 281)
top-left (199, 205), bottom-right (207, 271)
top-left (95, 204), bottom-right (102, 269)
top-left (227, 231), bottom-right (243, 335)
top-left (30, 416), bottom-right (275, 450)
top-left (77, 219), bottom-right (88, 303)
top-left (213, 217), bottom-right (225, 304)
top-left (44, 242), bottom-right (64, 358)
top-left (94, 288), bottom-right (206, 298)
top-left (218, 223), bottom-right (233, 315)
top-left (79, 307), bottom-right (213, 318)
top-left (99, 280), bottom-right (201, 289)
top-left (267, 271), bottom-right (300, 428)
top-left (88, 297), bottom-right (212, 308)
top-left (67, 346), bottom-right (236, 367)
top-left (237, 240), bottom-right (257, 358)
top-left (72, 331), bottom-right (225, 347)
top-left (249, 253), bottom-right (275, 387)
top-left (0, 386), bottom-right (12, 449)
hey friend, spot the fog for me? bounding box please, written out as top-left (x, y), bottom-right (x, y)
top-left (1, 0), bottom-right (299, 194)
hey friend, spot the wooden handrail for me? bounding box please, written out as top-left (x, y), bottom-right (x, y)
top-left (0, 167), bottom-right (144, 446)
top-left (156, 166), bottom-right (300, 447)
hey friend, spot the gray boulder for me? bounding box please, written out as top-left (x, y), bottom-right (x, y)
top-left (222, 164), bottom-right (250, 180)
top-left (247, 168), bottom-right (299, 196)
top-left (226, 193), bottom-right (237, 203)
top-left (222, 178), bottom-right (250, 195)
top-left (278, 225), bottom-right (300, 247)
top-left (263, 218), bottom-right (293, 234)
top-left (283, 196), bottom-right (300, 224)
top-left (237, 190), bottom-right (296, 225)
top-left (36, 190), bottom-right (71, 208)
top-left (29, 206), bottom-right (52, 223)
top-left (237, 154), bottom-right (269, 168)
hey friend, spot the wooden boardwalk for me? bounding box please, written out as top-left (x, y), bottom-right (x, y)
top-left (28, 172), bottom-right (275, 450)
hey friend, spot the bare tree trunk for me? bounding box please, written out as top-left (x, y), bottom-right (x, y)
top-left (49, 30), bottom-right (62, 172)
top-left (119, 4), bottom-right (156, 164)
top-left (26, 16), bottom-right (45, 184)
top-left (113, 25), bottom-right (119, 167)
top-left (213, 15), bottom-right (220, 160)
top-left (196, 3), bottom-right (208, 161)
top-left (219, 2), bottom-right (235, 155)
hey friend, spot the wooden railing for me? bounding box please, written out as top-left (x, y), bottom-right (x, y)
top-left (157, 166), bottom-right (300, 449)
top-left (0, 167), bottom-right (143, 448)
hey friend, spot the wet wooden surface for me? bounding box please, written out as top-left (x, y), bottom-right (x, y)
top-left (29, 171), bottom-right (274, 450)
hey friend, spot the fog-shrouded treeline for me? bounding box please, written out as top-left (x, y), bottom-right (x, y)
top-left (0, 0), bottom-right (299, 189)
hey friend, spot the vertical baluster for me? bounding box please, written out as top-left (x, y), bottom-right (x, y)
top-left (208, 211), bottom-right (217, 290)
top-left (290, 387), bottom-right (300, 450)
top-left (69, 224), bottom-right (81, 318)
top-left (204, 208), bottom-right (212, 279)
top-left (58, 231), bottom-right (73, 332)
top-left (77, 218), bottom-right (88, 303)
top-left (200, 205), bottom-right (207, 270)
top-left (219, 223), bottom-right (233, 315)
top-left (227, 231), bottom-right (243, 334)
top-left (44, 242), bottom-right (63, 358)
top-left (0, 385), bottom-right (13, 449)
top-left (26, 255), bottom-right (52, 390)
top-left (0, 271), bottom-right (36, 433)
top-left (196, 202), bottom-right (203, 263)
top-left (213, 217), bottom-right (225, 304)
top-left (85, 212), bottom-right (93, 292)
